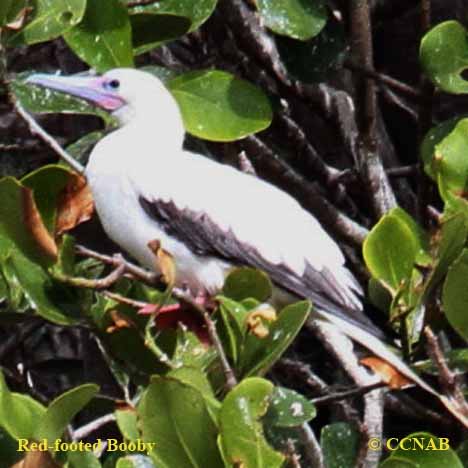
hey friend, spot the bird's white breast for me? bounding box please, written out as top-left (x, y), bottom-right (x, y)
top-left (85, 133), bottom-right (228, 294)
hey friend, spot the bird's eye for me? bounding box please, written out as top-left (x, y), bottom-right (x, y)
top-left (107, 79), bottom-right (120, 90)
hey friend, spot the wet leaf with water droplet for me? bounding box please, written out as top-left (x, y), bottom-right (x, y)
top-left (257, 0), bottom-right (328, 41)
top-left (64, 0), bottom-right (134, 72)
top-left (8, 0), bottom-right (86, 45)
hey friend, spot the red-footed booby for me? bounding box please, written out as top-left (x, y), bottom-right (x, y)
top-left (27, 68), bottom-right (438, 396)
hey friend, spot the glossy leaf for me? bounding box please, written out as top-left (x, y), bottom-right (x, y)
top-left (426, 213), bottom-right (468, 292)
top-left (363, 208), bottom-right (422, 292)
top-left (35, 384), bottom-right (99, 441)
top-left (420, 21), bottom-right (468, 94)
top-left (125, 0), bottom-right (217, 32)
top-left (67, 451), bottom-right (102, 468)
top-left (321, 423), bottom-right (359, 468)
top-left (115, 408), bottom-right (140, 441)
top-left (223, 267), bottom-right (273, 302)
top-left (383, 432), bottom-right (462, 467)
top-left (115, 456), bottom-right (154, 468)
top-left (169, 70), bottom-right (272, 141)
top-left (67, 131), bottom-right (106, 165)
top-left (131, 14), bottom-right (191, 55)
top-left (0, 0), bottom-right (13, 26)
top-left (219, 378), bottom-right (284, 468)
top-left (265, 386), bottom-right (316, 427)
top-left (0, 372), bottom-right (46, 440)
top-left (428, 119), bottom-right (468, 203)
top-left (8, 0), bottom-right (86, 45)
top-left (443, 249), bottom-right (468, 340)
top-left (138, 376), bottom-right (223, 468)
top-left (242, 300), bottom-right (311, 377)
top-left (64, 0), bottom-right (134, 72)
top-left (257, 0), bottom-right (327, 41)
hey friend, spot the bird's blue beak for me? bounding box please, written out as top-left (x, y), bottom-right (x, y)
top-left (26, 73), bottom-right (126, 112)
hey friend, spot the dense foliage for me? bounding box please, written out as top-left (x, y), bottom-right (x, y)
top-left (2, 0), bottom-right (468, 467)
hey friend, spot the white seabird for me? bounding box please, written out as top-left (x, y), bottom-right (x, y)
top-left (27, 68), bottom-right (438, 396)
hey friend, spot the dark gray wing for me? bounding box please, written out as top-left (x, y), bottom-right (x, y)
top-left (139, 197), bottom-right (383, 338)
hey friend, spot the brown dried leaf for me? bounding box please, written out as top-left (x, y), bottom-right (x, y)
top-left (22, 187), bottom-right (58, 260)
top-left (148, 239), bottom-right (176, 285)
top-left (4, 7), bottom-right (32, 31)
top-left (12, 450), bottom-right (60, 468)
top-left (55, 174), bottom-right (94, 236)
top-left (246, 304), bottom-right (277, 338)
top-left (106, 310), bottom-right (134, 333)
top-left (361, 356), bottom-right (412, 389)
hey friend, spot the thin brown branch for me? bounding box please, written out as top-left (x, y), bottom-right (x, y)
top-left (345, 60), bottom-right (422, 99)
top-left (424, 327), bottom-right (468, 415)
top-left (350, 0), bottom-right (397, 218)
top-left (101, 290), bottom-right (149, 309)
top-left (71, 413), bottom-right (116, 441)
top-left (416, 0), bottom-right (435, 225)
top-left (312, 382), bottom-right (386, 406)
top-left (297, 423), bottom-right (325, 468)
top-left (175, 289), bottom-right (238, 391)
top-left (9, 95), bottom-right (85, 174)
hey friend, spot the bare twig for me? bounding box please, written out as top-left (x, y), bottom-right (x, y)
top-left (175, 289), bottom-right (238, 390)
top-left (76, 245), bottom-right (161, 286)
top-left (312, 382), bottom-right (386, 405)
top-left (10, 98), bottom-right (85, 174)
top-left (71, 413), bottom-right (116, 441)
top-left (424, 327), bottom-right (468, 416)
top-left (285, 438), bottom-right (302, 468)
top-left (297, 423), bottom-right (325, 468)
top-left (345, 60), bottom-right (422, 99)
top-left (102, 290), bottom-right (149, 309)
top-left (308, 320), bottom-right (384, 467)
top-left (350, 0), bottom-right (397, 218)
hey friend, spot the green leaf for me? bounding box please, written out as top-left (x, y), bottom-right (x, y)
top-left (115, 456), bottom-right (154, 468)
top-left (8, 0), bottom-right (86, 45)
top-left (67, 131), bottom-right (106, 165)
top-left (321, 423), bottom-right (359, 468)
top-left (67, 451), bottom-right (102, 468)
top-left (443, 249), bottom-right (468, 340)
top-left (242, 300), bottom-right (310, 377)
top-left (64, 0), bottom-right (134, 72)
top-left (138, 376), bottom-right (223, 468)
top-left (384, 432), bottom-right (462, 468)
top-left (219, 378), bottom-right (284, 468)
top-left (363, 209), bottom-right (422, 292)
top-left (380, 458), bottom-right (417, 468)
top-left (125, 0), bottom-right (217, 33)
top-left (223, 267), bottom-right (273, 302)
top-left (0, 372), bottom-right (46, 440)
top-left (276, 16), bottom-right (346, 83)
top-left (265, 386), bottom-right (316, 427)
top-left (426, 213), bottom-right (468, 292)
top-left (257, 0), bottom-right (327, 41)
top-left (420, 21), bottom-right (468, 94)
top-left (171, 328), bottom-right (216, 370)
top-left (429, 119), bottom-right (468, 204)
top-left (131, 14), bottom-right (191, 55)
top-left (421, 117), bottom-right (462, 181)
top-left (35, 384), bottom-right (99, 441)
top-left (0, 0), bottom-right (13, 26)
top-left (21, 164), bottom-right (74, 234)
top-left (115, 408), bottom-right (140, 441)
top-left (169, 70), bottom-right (272, 141)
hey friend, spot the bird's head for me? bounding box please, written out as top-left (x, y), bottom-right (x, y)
top-left (27, 68), bottom-right (183, 132)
